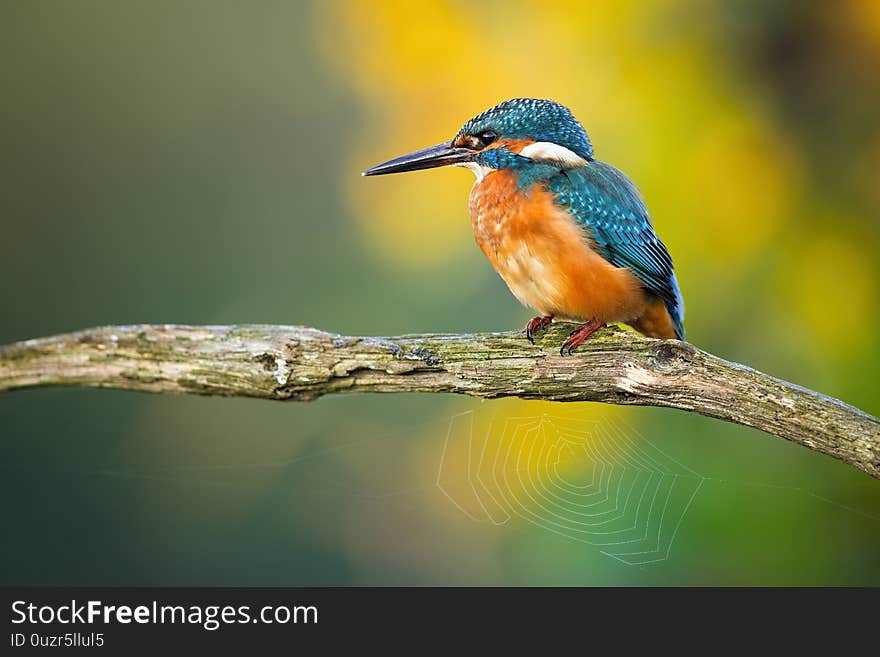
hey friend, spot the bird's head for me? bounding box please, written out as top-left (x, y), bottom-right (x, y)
top-left (362, 98), bottom-right (593, 180)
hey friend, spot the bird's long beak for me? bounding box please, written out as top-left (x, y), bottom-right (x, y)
top-left (362, 142), bottom-right (472, 176)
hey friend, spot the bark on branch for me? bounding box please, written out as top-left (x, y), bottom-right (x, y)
top-left (1, 323), bottom-right (878, 479)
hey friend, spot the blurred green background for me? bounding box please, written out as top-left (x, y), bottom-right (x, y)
top-left (2, 0), bottom-right (879, 585)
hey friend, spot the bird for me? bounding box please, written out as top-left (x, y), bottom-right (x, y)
top-left (362, 98), bottom-right (685, 355)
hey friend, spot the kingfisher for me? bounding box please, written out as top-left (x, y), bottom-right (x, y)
top-left (363, 98), bottom-right (685, 354)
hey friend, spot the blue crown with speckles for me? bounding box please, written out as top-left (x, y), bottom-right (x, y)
top-left (456, 98), bottom-right (594, 160)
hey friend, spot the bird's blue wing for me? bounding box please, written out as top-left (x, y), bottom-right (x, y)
top-left (547, 161), bottom-right (685, 339)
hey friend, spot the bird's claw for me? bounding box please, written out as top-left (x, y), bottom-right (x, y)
top-left (524, 316), bottom-right (553, 344)
top-left (559, 320), bottom-right (603, 356)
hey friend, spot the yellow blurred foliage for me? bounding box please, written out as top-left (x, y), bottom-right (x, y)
top-left (680, 114), bottom-right (801, 268)
top-left (848, 0), bottom-right (880, 56)
top-left (777, 227), bottom-right (877, 355)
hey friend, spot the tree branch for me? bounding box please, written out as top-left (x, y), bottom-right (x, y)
top-left (1, 323), bottom-right (877, 479)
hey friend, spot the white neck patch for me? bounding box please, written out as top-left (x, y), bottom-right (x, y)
top-left (455, 161), bottom-right (493, 182)
top-left (518, 141), bottom-right (587, 168)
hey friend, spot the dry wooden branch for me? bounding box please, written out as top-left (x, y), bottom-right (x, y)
top-left (1, 323), bottom-right (877, 479)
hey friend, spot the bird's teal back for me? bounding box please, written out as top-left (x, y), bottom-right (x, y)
top-left (546, 162), bottom-right (685, 339)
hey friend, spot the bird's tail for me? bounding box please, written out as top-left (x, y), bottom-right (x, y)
top-left (666, 272), bottom-right (686, 340)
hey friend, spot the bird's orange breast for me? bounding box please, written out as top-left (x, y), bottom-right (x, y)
top-left (468, 169), bottom-right (648, 324)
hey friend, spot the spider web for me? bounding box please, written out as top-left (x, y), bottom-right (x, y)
top-left (26, 398), bottom-right (876, 576)
top-left (436, 410), bottom-right (705, 566)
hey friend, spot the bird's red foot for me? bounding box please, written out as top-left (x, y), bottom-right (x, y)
top-left (524, 315), bottom-right (553, 344)
top-left (560, 319), bottom-right (604, 355)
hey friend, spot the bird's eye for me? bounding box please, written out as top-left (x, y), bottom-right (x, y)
top-left (478, 130), bottom-right (498, 146)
